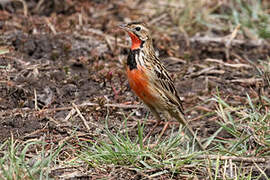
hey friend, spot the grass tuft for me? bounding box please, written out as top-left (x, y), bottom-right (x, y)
top-left (212, 93), bottom-right (270, 156)
top-left (0, 135), bottom-right (64, 180)
top-left (77, 114), bottom-right (207, 178)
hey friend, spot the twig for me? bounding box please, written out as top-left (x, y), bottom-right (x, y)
top-left (190, 35), bottom-right (263, 47)
top-left (253, 160), bottom-right (269, 179)
top-left (189, 66), bottom-right (216, 78)
top-left (72, 103), bottom-right (90, 131)
top-left (105, 35), bottom-right (113, 51)
top-left (155, 1), bottom-right (184, 8)
top-left (0, 102), bottom-right (144, 117)
top-left (64, 108), bottom-right (76, 121)
top-left (16, 0), bottom-right (28, 16)
top-left (48, 117), bottom-right (60, 126)
top-left (71, 103), bottom-right (104, 132)
top-left (46, 18), bottom-right (57, 35)
top-left (0, 46), bottom-right (10, 55)
top-left (195, 155), bottom-right (269, 163)
top-left (22, 128), bottom-right (47, 139)
top-left (205, 58), bottom-right (252, 69)
top-left (223, 159), bottom-right (228, 179)
top-left (229, 159), bottom-right (233, 178)
top-left (166, 57), bottom-right (186, 64)
top-left (229, 78), bottom-right (263, 85)
top-left (149, 13), bottom-right (168, 25)
top-left (225, 24), bottom-right (241, 60)
top-left (78, 13), bottom-right (83, 27)
top-left (179, 26), bottom-right (190, 47)
top-left (123, 167), bottom-right (151, 179)
top-left (33, 0), bottom-right (44, 13)
top-left (34, 89), bottom-right (38, 110)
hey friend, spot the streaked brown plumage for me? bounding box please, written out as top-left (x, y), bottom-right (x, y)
top-left (120, 22), bottom-right (204, 150)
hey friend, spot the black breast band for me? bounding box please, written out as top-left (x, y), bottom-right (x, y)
top-left (127, 49), bottom-right (140, 70)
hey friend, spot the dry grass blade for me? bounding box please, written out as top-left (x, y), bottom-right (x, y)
top-left (197, 155), bottom-right (269, 163)
top-left (225, 24), bottom-right (241, 60)
top-left (205, 58), bottom-right (252, 69)
top-left (190, 35), bottom-right (264, 47)
top-left (0, 102), bottom-right (144, 117)
top-left (15, 0), bottom-right (28, 16)
top-left (46, 18), bottom-right (57, 35)
top-left (72, 103), bottom-right (90, 130)
top-left (0, 47), bottom-right (10, 55)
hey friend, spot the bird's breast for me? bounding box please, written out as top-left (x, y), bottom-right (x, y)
top-left (126, 66), bottom-right (155, 103)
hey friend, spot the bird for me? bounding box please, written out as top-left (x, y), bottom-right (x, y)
top-left (119, 22), bottom-right (204, 150)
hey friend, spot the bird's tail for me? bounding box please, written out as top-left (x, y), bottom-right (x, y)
top-left (176, 112), bottom-right (205, 151)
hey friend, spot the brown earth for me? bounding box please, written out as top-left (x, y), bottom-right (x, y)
top-left (0, 0), bottom-right (269, 179)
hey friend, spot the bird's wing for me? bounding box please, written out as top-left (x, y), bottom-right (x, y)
top-left (148, 59), bottom-right (185, 114)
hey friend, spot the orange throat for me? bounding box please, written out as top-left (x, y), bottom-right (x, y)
top-left (128, 32), bottom-right (142, 50)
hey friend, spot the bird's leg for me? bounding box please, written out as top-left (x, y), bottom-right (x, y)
top-left (143, 106), bottom-right (162, 143)
top-left (174, 111), bottom-right (205, 151)
top-left (145, 110), bottom-right (172, 146)
top-left (156, 121), bottom-right (169, 143)
top-left (154, 111), bottom-right (173, 143)
top-left (142, 120), bottom-right (160, 143)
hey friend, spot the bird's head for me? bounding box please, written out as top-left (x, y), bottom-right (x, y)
top-left (119, 22), bottom-right (151, 50)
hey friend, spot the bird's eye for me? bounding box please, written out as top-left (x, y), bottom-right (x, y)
top-left (135, 27), bottom-right (141, 31)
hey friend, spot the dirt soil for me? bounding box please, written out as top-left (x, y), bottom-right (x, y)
top-left (0, 0), bottom-right (269, 179)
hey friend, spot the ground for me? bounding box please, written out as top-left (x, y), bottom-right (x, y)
top-left (0, 0), bottom-right (270, 179)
